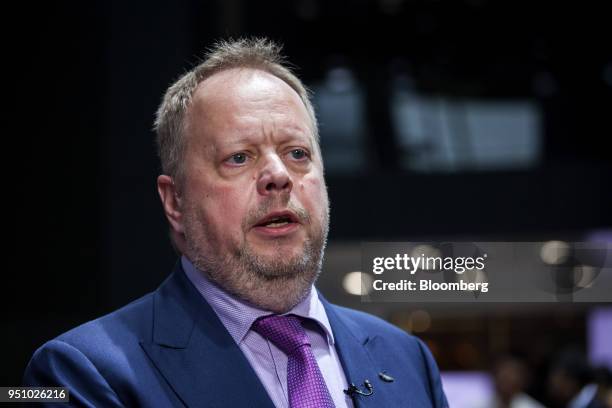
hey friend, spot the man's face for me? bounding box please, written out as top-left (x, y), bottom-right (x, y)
top-left (177, 68), bottom-right (329, 311)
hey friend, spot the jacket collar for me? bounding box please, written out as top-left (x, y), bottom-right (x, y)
top-left (141, 261), bottom-right (398, 407)
top-left (320, 296), bottom-right (401, 408)
top-left (140, 261), bottom-right (276, 408)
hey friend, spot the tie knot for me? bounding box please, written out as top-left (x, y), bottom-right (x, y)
top-left (252, 314), bottom-right (310, 355)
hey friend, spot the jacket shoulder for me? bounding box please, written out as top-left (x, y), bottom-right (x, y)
top-left (57, 292), bottom-right (154, 349)
top-left (22, 293), bottom-right (157, 405)
top-left (329, 304), bottom-right (415, 341)
top-left (24, 293), bottom-right (154, 383)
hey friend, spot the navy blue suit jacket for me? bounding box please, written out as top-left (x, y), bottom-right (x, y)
top-left (24, 262), bottom-right (448, 407)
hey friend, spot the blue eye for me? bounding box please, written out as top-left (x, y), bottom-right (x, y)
top-left (228, 153), bottom-right (247, 165)
top-left (290, 149), bottom-right (307, 160)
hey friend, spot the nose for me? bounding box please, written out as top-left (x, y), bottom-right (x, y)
top-left (256, 153), bottom-right (293, 196)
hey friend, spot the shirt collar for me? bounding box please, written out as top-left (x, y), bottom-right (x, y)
top-left (181, 256), bottom-right (335, 346)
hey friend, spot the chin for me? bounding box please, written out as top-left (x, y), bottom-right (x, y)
top-left (250, 277), bottom-right (314, 313)
top-left (251, 239), bottom-right (306, 257)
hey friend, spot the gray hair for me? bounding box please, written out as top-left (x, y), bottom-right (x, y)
top-left (154, 38), bottom-right (319, 184)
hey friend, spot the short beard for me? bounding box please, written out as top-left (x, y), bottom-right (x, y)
top-left (183, 204), bottom-right (329, 313)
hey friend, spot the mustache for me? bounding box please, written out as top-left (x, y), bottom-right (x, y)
top-left (244, 197), bottom-right (310, 228)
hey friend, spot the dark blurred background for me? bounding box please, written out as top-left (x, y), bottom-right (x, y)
top-left (4, 0), bottom-right (611, 406)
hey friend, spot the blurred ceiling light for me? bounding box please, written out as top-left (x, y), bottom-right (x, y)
top-left (459, 269), bottom-right (488, 286)
top-left (411, 244), bottom-right (442, 270)
top-left (342, 271), bottom-right (372, 296)
top-left (573, 265), bottom-right (596, 288)
top-left (540, 240), bottom-right (570, 265)
top-left (409, 310), bottom-right (431, 333)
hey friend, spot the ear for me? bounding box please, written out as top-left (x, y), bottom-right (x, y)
top-left (157, 175), bottom-right (185, 234)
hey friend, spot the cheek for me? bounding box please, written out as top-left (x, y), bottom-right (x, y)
top-left (183, 167), bottom-right (252, 241)
top-left (299, 173), bottom-right (329, 216)
top-left (202, 183), bottom-right (251, 228)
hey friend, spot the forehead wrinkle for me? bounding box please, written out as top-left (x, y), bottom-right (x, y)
top-left (221, 109), bottom-right (312, 148)
top-left (187, 68), bottom-right (317, 154)
top-left (260, 110), bottom-right (277, 145)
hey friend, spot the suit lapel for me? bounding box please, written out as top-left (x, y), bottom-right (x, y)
top-left (321, 297), bottom-right (402, 408)
top-left (140, 263), bottom-right (275, 408)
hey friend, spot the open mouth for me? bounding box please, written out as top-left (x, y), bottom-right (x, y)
top-left (254, 211), bottom-right (299, 229)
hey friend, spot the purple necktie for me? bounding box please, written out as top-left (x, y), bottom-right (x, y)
top-left (253, 315), bottom-right (336, 408)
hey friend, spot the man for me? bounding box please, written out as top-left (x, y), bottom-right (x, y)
top-left (24, 38), bottom-right (448, 407)
top-left (475, 355), bottom-right (545, 408)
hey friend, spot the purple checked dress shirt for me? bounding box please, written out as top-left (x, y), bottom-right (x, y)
top-left (182, 256), bottom-right (353, 408)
